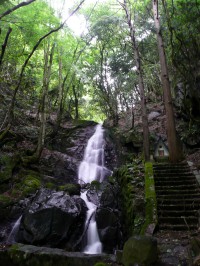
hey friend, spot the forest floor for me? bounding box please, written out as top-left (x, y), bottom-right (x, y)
top-left (154, 230), bottom-right (197, 266)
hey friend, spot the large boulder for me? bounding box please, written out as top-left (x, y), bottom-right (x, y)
top-left (17, 189), bottom-right (87, 250)
top-left (100, 182), bottom-right (119, 208)
top-left (40, 149), bottom-right (78, 184)
top-left (96, 207), bottom-right (122, 253)
top-left (122, 235), bottom-right (158, 266)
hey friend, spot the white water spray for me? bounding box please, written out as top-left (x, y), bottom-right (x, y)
top-left (7, 215), bottom-right (22, 244)
top-left (78, 124), bottom-right (109, 254)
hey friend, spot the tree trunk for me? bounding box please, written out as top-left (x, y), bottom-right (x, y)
top-left (22, 42), bottom-right (55, 165)
top-left (36, 42), bottom-right (55, 158)
top-left (153, 0), bottom-right (183, 163)
top-left (72, 84), bottom-right (79, 120)
top-left (54, 49), bottom-right (64, 132)
top-left (122, 0), bottom-right (150, 161)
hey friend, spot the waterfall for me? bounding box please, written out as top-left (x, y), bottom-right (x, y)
top-left (78, 124), bottom-right (108, 254)
top-left (78, 124), bottom-right (106, 185)
top-left (81, 191), bottom-right (102, 254)
top-left (6, 215), bottom-right (22, 244)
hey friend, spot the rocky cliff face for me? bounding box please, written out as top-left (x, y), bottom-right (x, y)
top-left (0, 117), bottom-right (120, 251)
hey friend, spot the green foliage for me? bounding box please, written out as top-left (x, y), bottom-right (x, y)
top-left (115, 160), bottom-right (145, 236)
top-left (0, 0), bottom-right (199, 127)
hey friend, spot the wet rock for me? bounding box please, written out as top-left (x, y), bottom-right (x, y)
top-left (104, 129), bottom-right (118, 170)
top-left (148, 111), bottom-right (161, 121)
top-left (40, 149), bottom-right (78, 184)
top-left (122, 235), bottom-right (158, 266)
top-left (0, 243), bottom-right (116, 266)
top-left (100, 182), bottom-right (118, 208)
top-left (96, 208), bottom-right (121, 253)
top-left (86, 188), bottom-right (100, 206)
top-left (17, 189), bottom-right (87, 250)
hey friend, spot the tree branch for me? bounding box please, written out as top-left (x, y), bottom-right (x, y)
top-left (0, 27), bottom-right (12, 66)
top-left (0, 0), bottom-right (36, 20)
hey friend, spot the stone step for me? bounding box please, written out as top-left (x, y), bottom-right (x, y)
top-left (158, 210), bottom-right (198, 217)
top-left (153, 164), bottom-right (189, 170)
top-left (155, 184), bottom-right (198, 190)
top-left (159, 216), bottom-right (198, 224)
top-left (153, 167), bottom-right (190, 171)
top-left (157, 203), bottom-right (200, 211)
top-left (154, 167), bottom-right (191, 172)
top-left (153, 163), bottom-right (200, 231)
top-left (156, 189), bottom-right (200, 196)
top-left (155, 179), bottom-right (197, 185)
top-left (155, 178), bottom-right (196, 183)
top-left (157, 193), bottom-right (200, 200)
top-left (157, 198), bottom-right (200, 205)
top-left (159, 224), bottom-right (198, 230)
top-left (154, 173), bottom-right (195, 178)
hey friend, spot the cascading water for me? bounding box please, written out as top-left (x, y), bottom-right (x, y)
top-left (78, 124), bottom-right (106, 184)
top-left (6, 215), bottom-right (22, 244)
top-left (81, 191), bottom-right (102, 254)
top-left (78, 124), bottom-right (109, 254)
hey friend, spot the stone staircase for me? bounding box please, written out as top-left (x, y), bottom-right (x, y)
top-left (153, 163), bottom-right (200, 231)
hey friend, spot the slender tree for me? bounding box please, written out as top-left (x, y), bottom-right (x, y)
top-left (120, 0), bottom-right (150, 161)
top-left (152, 0), bottom-right (182, 162)
top-left (23, 41), bottom-right (55, 164)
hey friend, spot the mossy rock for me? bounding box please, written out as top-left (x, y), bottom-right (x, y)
top-left (0, 194), bottom-right (13, 206)
top-left (46, 182), bottom-right (56, 190)
top-left (0, 194), bottom-right (15, 220)
top-left (72, 120), bottom-right (97, 128)
top-left (58, 183), bottom-right (81, 196)
top-left (122, 235), bottom-right (158, 266)
top-left (0, 155), bottom-right (18, 184)
top-left (19, 174), bottom-right (41, 197)
top-left (91, 180), bottom-right (101, 191)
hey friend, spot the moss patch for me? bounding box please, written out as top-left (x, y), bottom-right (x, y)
top-left (22, 175), bottom-right (41, 195)
top-left (10, 170), bottom-right (42, 198)
top-left (58, 183), bottom-right (80, 196)
top-left (141, 162), bottom-right (157, 235)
